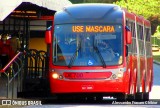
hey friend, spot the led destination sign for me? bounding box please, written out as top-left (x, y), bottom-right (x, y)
top-left (72, 25), bottom-right (115, 33)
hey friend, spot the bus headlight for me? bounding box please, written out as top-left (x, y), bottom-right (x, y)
top-left (52, 73), bottom-right (59, 79)
top-left (117, 72), bottom-right (123, 78)
top-left (52, 73), bottom-right (63, 79)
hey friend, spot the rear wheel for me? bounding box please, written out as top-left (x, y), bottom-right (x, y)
top-left (135, 92), bottom-right (143, 101)
top-left (127, 70), bottom-right (137, 101)
top-left (143, 92), bottom-right (149, 101)
top-left (127, 94), bottom-right (135, 101)
top-left (116, 94), bottom-right (127, 101)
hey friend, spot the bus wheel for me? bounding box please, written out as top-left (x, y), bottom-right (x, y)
top-left (116, 94), bottom-right (127, 101)
top-left (56, 94), bottom-right (68, 101)
top-left (85, 96), bottom-right (97, 102)
top-left (143, 92), bottom-right (149, 101)
top-left (96, 96), bottom-right (103, 102)
top-left (127, 94), bottom-right (135, 101)
top-left (135, 92), bottom-right (143, 101)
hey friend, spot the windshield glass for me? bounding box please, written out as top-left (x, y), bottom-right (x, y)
top-left (53, 24), bottom-right (123, 67)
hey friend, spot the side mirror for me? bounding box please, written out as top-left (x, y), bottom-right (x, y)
top-left (125, 26), bottom-right (132, 44)
top-left (45, 30), bottom-right (51, 44)
top-left (126, 31), bottom-right (132, 44)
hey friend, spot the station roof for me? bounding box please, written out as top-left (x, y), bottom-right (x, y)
top-left (0, 0), bottom-right (72, 21)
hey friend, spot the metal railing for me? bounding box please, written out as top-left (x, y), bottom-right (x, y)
top-left (22, 49), bottom-right (48, 93)
top-left (24, 49), bottom-right (47, 79)
top-left (0, 52), bottom-right (24, 99)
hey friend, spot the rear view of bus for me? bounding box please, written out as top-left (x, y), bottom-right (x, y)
top-left (45, 4), bottom-right (153, 101)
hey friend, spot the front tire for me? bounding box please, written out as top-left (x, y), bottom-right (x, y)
top-left (96, 95), bottom-right (103, 102)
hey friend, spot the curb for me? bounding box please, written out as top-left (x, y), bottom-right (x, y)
top-left (153, 60), bottom-right (160, 65)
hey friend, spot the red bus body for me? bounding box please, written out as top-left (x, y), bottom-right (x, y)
top-left (46, 4), bottom-right (153, 100)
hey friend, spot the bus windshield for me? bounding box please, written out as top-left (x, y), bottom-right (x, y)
top-left (53, 24), bottom-right (123, 67)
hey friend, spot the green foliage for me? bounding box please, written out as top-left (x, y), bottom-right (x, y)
top-left (154, 26), bottom-right (160, 37)
top-left (69, 0), bottom-right (116, 3)
top-left (84, 0), bottom-right (116, 3)
top-left (69, 0), bottom-right (83, 3)
top-left (114, 0), bottom-right (160, 19)
top-left (70, 0), bottom-right (160, 19)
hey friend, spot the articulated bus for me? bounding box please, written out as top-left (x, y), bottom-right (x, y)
top-left (45, 4), bottom-right (153, 101)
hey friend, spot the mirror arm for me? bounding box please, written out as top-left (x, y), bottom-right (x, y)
top-left (126, 45), bottom-right (128, 56)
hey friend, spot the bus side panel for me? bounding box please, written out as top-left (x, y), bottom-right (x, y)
top-left (133, 55), bottom-right (138, 94)
top-left (140, 56), bottom-right (145, 92)
top-left (147, 57), bottom-right (153, 92)
top-left (124, 53), bottom-right (132, 94)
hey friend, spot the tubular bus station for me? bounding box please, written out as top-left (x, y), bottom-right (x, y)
top-left (0, 0), bottom-right (72, 99)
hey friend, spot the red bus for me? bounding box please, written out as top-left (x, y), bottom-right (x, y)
top-left (45, 4), bottom-right (153, 101)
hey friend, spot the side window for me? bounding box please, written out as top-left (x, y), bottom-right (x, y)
top-left (137, 24), bottom-right (144, 56)
top-left (140, 26), bottom-right (144, 40)
top-left (137, 24), bottom-right (143, 40)
top-left (132, 22), bottom-right (136, 54)
top-left (146, 42), bottom-right (151, 57)
top-left (126, 20), bottom-right (137, 55)
top-left (146, 28), bottom-right (151, 42)
top-left (131, 22), bottom-right (135, 38)
top-left (140, 25), bottom-right (144, 55)
top-left (145, 27), bottom-right (152, 57)
top-left (126, 20), bottom-right (132, 53)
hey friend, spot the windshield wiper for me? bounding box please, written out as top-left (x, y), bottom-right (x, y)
top-left (68, 42), bottom-right (81, 68)
top-left (93, 45), bottom-right (106, 68)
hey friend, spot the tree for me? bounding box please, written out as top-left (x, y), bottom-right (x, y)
top-left (69, 0), bottom-right (83, 3)
top-left (154, 26), bottom-right (160, 37)
top-left (114, 0), bottom-right (160, 35)
top-left (83, 0), bottom-right (116, 3)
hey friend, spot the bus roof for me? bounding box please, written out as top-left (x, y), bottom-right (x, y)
top-left (54, 4), bottom-right (123, 24)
